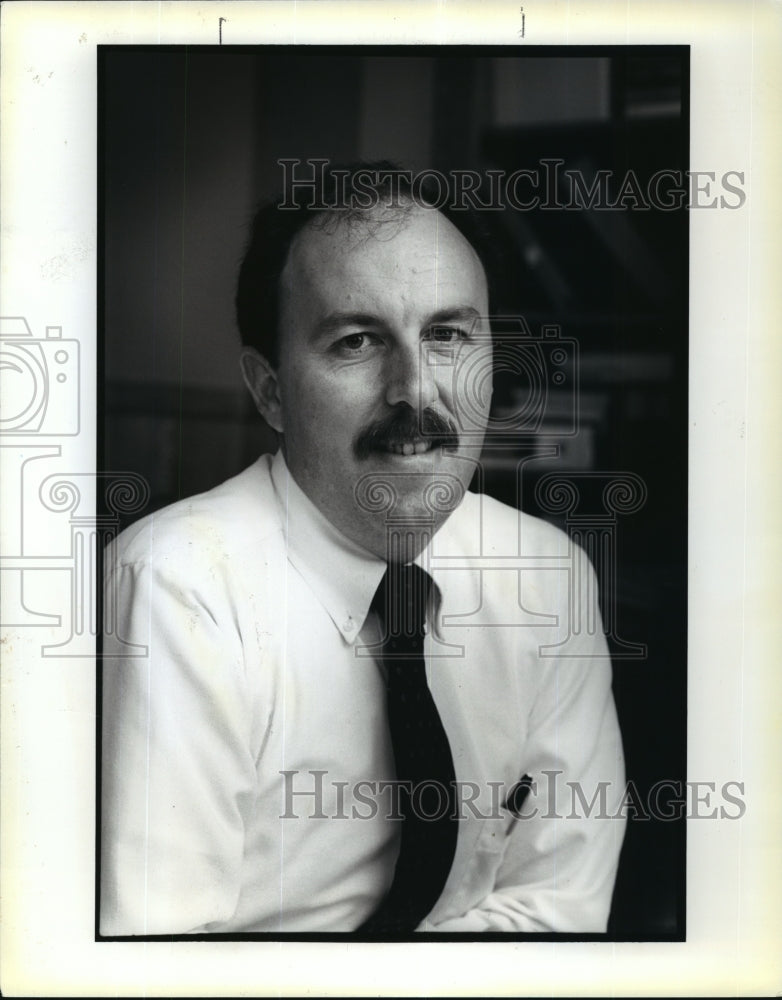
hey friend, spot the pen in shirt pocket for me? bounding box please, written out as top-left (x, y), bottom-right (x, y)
top-left (502, 774), bottom-right (533, 817)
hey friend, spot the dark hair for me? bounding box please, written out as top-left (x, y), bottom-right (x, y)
top-left (235, 160), bottom-right (500, 367)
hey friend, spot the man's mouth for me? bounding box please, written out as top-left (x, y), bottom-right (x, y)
top-left (354, 406), bottom-right (460, 460)
top-left (383, 439), bottom-right (441, 456)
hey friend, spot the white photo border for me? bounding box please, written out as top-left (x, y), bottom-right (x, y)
top-left (1, 1), bottom-right (781, 996)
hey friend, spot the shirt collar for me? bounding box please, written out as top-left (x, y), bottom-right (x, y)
top-left (269, 450), bottom-right (471, 645)
top-left (270, 450), bottom-right (387, 644)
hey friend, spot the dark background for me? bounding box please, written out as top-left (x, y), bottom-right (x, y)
top-left (100, 45), bottom-right (688, 940)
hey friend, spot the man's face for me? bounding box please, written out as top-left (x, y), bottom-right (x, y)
top-left (265, 204), bottom-right (492, 559)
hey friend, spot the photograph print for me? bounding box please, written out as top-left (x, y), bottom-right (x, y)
top-left (98, 45), bottom-right (693, 940)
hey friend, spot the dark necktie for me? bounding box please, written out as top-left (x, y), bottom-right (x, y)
top-left (359, 563), bottom-right (458, 935)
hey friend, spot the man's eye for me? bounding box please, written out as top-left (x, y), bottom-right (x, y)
top-left (425, 326), bottom-right (468, 343)
top-left (338, 333), bottom-right (374, 352)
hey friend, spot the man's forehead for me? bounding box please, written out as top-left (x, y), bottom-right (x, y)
top-left (283, 203), bottom-right (486, 287)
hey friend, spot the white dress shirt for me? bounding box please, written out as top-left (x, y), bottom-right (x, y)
top-left (101, 450), bottom-right (626, 935)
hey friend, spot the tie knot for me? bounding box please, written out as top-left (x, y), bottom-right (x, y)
top-left (372, 563), bottom-right (432, 641)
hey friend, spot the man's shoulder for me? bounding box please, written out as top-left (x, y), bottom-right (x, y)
top-left (108, 455), bottom-right (283, 571)
top-left (453, 489), bottom-right (571, 558)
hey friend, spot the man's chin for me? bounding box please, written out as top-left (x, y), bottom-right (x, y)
top-left (352, 450), bottom-right (470, 532)
top-left (357, 443), bottom-right (481, 486)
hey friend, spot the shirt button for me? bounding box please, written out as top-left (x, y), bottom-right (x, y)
top-left (343, 618), bottom-right (355, 632)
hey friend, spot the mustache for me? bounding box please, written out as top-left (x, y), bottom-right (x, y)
top-left (354, 406), bottom-right (460, 459)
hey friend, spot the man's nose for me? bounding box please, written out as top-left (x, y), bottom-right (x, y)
top-left (384, 340), bottom-right (440, 410)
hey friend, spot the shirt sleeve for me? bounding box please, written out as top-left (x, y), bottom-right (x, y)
top-left (100, 543), bottom-right (258, 936)
top-left (428, 546), bottom-right (626, 933)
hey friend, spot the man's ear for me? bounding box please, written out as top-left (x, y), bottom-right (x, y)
top-left (240, 347), bottom-right (284, 433)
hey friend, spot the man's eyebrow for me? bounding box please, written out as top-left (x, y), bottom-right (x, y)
top-left (313, 312), bottom-right (384, 339)
top-left (423, 306), bottom-right (483, 328)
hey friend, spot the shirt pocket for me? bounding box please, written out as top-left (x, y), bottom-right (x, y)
top-left (475, 806), bottom-right (518, 857)
top-left (435, 809), bottom-right (518, 921)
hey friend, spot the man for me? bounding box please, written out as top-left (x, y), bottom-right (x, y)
top-left (100, 163), bottom-right (625, 935)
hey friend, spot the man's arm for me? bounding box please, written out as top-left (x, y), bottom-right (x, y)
top-left (428, 549), bottom-right (626, 933)
top-left (101, 540), bottom-right (257, 935)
